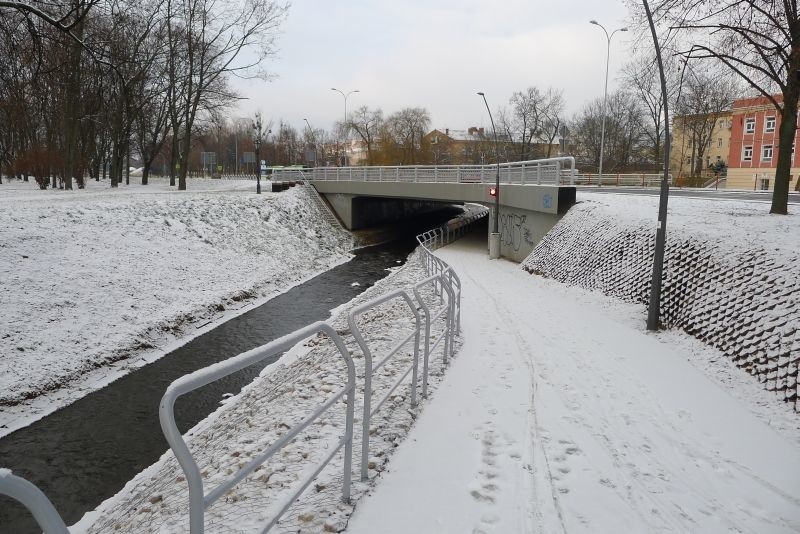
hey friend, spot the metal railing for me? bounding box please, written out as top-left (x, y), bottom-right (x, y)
top-left (272, 157), bottom-right (577, 186)
top-left (574, 173), bottom-right (673, 187)
top-left (348, 290), bottom-right (421, 481)
top-left (158, 321), bottom-right (356, 534)
top-left (413, 273), bottom-right (455, 398)
top-left (0, 469), bottom-right (69, 534)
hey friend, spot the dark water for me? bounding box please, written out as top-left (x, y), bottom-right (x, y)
top-left (0, 237), bottom-right (428, 533)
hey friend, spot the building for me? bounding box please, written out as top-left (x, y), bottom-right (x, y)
top-left (670, 111), bottom-right (733, 183)
top-left (727, 94), bottom-right (800, 191)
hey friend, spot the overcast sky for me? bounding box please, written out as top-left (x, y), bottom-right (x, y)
top-left (234, 0), bottom-right (634, 134)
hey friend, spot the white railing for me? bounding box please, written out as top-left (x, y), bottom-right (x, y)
top-left (0, 470), bottom-right (69, 534)
top-left (158, 322), bottom-right (356, 534)
top-left (272, 157), bottom-right (577, 186)
top-left (348, 290), bottom-right (421, 481)
top-left (574, 173), bottom-right (673, 187)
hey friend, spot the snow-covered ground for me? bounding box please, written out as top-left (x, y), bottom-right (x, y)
top-left (2, 183), bottom-right (798, 533)
top-left (347, 233), bottom-right (800, 534)
top-left (0, 178), bottom-right (352, 436)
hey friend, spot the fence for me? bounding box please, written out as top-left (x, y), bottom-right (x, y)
top-left (0, 209), bottom-right (487, 533)
top-left (574, 173), bottom-right (673, 187)
top-left (272, 157), bottom-right (577, 186)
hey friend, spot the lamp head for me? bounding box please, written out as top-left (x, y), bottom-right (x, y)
top-left (620, 27), bottom-right (629, 32)
top-left (590, 20), bottom-right (598, 25)
top-left (477, 91), bottom-right (485, 96)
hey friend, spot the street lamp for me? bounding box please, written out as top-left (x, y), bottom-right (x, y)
top-left (477, 91), bottom-right (501, 259)
top-left (252, 114), bottom-right (263, 194)
top-left (590, 20), bottom-right (627, 186)
top-left (304, 118), bottom-right (317, 167)
top-left (331, 87), bottom-right (359, 166)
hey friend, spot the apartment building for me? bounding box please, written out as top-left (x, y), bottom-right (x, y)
top-left (670, 111), bottom-right (733, 182)
top-left (727, 94), bottom-right (800, 191)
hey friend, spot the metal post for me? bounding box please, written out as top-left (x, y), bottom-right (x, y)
top-left (642, 0), bottom-right (671, 331)
top-left (477, 92), bottom-right (501, 259)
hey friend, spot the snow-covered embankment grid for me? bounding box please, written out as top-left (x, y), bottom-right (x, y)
top-left (523, 193), bottom-right (800, 410)
top-left (78, 248), bottom-right (453, 533)
top-left (0, 178), bottom-right (352, 432)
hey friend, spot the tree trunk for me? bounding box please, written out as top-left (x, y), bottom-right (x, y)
top-left (169, 134), bottom-right (178, 186)
top-left (141, 164), bottom-right (150, 185)
top-left (62, 10), bottom-right (84, 191)
top-left (770, 49), bottom-right (800, 214)
top-left (179, 133), bottom-right (190, 190)
top-left (125, 149), bottom-right (130, 185)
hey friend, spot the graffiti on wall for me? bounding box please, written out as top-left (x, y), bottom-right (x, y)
top-left (500, 212), bottom-right (535, 252)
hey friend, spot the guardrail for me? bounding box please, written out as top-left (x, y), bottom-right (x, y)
top-left (0, 207), bottom-right (487, 534)
top-left (158, 321), bottom-right (356, 534)
top-left (272, 157), bottom-right (577, 185)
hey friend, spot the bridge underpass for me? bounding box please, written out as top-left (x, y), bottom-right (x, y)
top-left (274, 158), bottom-right (578, 262)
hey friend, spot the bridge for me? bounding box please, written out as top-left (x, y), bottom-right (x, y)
top-left (273, 157), bottom-right (578, 262)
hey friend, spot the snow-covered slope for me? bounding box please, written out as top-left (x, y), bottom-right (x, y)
top-left (522, 193), bottom-right (799, 411)
top-left (0, 178), bottom-right (352, 434)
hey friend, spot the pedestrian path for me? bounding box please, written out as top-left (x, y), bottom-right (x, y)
top-left (346, 233), bottom-right (800, 534)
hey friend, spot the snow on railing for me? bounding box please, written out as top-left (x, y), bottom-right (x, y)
top-left (158, 322), bottom-right (356, 534)
top-left (272, 157), bottom-right (577, 186)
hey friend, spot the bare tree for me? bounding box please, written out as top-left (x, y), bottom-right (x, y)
top-left (623, 52), bottom-right (681, 172)
top-left (168, 0), bottom-right (289, 190)
top-left (674, 66), bottom-right (739, 178)
top-left (496, 87), bottom-right (564, 160)
top-left (384, 107), bottom-right (431, 165)
top-left (641, 0), bottom-right (799, 214)
top-left (570, 91), bottom-right (648, 172)
top-left (346, 106), bottom-right (383, 166)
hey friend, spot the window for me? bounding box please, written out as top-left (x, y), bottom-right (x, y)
top-left (743, 146), bottom-right (753, 161)
top-left (762, 145), bottom-right (773, 161)
top-left (745, 118), bottom-right (755, 134)
top-left (718, 138), bottom-right (723, 148)
top-left (765, 116), bottom-right (776, 133)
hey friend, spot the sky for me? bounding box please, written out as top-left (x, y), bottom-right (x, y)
top-left (234, 0), bottom-right (634, 135)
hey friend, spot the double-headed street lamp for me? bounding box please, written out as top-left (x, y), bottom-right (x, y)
top-left (477, 91), bottom-right (501, 259)
top-left (590, 20), bottom-right (627, 187)
top-left (252, 113), bottom-right (272, 195)
top-left (252, 114), bottom-right (267, 194)
top-left (331, 87), bottom-right (359, 166)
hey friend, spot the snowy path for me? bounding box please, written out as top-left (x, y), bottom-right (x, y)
top-left (346, 234), bottom-right (800, 533)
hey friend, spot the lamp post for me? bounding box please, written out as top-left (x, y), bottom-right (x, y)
top-left (304, 118), bottom-right (317, 167)
top-left (252, 114), bottom-right (263, 194)
top-left (477, 91), bottom-right (501, 259)
top-left (590, 20), bottom-right (627, 186)
top-left (331, 87), bottom-right (359, 166)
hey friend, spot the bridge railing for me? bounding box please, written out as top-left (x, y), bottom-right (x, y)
top-left (272, 157), bottom-right (577, 185)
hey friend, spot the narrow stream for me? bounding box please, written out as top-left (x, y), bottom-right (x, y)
top-left (0, 230), bottom-right (436, 533)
